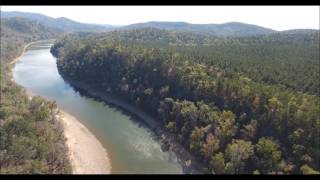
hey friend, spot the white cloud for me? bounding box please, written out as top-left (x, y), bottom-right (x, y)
top-left (1, 6), bottom-right (319, 31)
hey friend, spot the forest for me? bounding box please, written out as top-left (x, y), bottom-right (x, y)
top-left (51, 28), bottom-right (320, 174)
top-left (0, 17), bottom-right (71, 173)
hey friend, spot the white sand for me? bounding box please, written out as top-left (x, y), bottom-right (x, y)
top-left (57, 110), bottom-right (111, 174)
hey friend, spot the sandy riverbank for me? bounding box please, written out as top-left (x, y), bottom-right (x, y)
top-left (10, 40), bottom-right (112, 174)
top-left (9, 39), bottom-right (55, 65)
top-left (57, 110), bottom-right (111, 174)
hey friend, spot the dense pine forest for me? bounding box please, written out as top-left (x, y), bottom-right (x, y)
top-left (0, 17), bottom-right (71, 173)
top-left (51, 28), bottom-right (320, 174)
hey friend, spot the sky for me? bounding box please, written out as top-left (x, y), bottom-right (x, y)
top-left (1, 6), bottom-right (319, 31)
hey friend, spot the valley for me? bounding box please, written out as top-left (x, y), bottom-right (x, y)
top-left (1, 7), bottom-right (319, 174)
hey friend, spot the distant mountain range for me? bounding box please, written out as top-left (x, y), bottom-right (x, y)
top-left (1, 11), bottom-right (115, 32)
top-left (124, 21), bottom-right (278, 37)
top-left (1, 17), bottom-right (64, 41)
top-left (1, 11), bottom-right (318, 36)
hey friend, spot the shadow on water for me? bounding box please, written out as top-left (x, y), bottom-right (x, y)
top-left (62, 76), bottom-right (206, 174)
top-left (69, 84), bottom-right (163, 143)
top-left (15, 40), bottom-right (205, 174)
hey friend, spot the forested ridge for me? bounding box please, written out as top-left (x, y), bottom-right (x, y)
top-left (0, 17), bottom-right (71, 173)
top-left (1, 11), bottom-right (111, 32)
top-left (67, 28), bottom-right (320, 95)
top-left (52, 28), bottom-right (319, 174)
top-left (123, 21), bottom-right (277, 37)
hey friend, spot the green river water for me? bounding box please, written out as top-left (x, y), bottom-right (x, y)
top-left (13, 40), bottom-right (183, 174)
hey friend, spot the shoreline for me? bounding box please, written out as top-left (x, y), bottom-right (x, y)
top-left (62, 76), bottom-right (207, 174)
top-left (9, 40), bottom-right (112, 174)
top-left (57, 109), bottom-right (111, 174)
top-left (9, 39), bottom-right (54, 65)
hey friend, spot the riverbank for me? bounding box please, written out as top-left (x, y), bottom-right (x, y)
top-left (57, 110), bottom-right (111, 174)
top-left (9, 40), bottom-right (48, 65)
top-left (10, 41), bottom-right (111, 174)
top-left (8, 39), bottom-right (55, 81)
top-left (62, 76), bottom-right (207, 174)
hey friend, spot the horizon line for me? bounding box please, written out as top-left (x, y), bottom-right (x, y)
top-left (1, 10), bottom-right (319, 31)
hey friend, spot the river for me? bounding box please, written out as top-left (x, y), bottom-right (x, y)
top-left (13, 40), bottom-right (183, 174)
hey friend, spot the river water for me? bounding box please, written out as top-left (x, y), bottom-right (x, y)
top-left (13, 40), bottom-right (183, 174)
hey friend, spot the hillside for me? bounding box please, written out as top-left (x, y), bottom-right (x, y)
top-left (1, 11), bottom-right (110, 32)
top-left (64, 28), bottom-right (319, 95)
top-left (51, 28), bottom-right (320, 174)
top-left (1, 17), bottom-right (64, 40)
top-left (124, 21), bottom-right (277, 37)
top-left (0, 17), bottom-right (71, 173)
